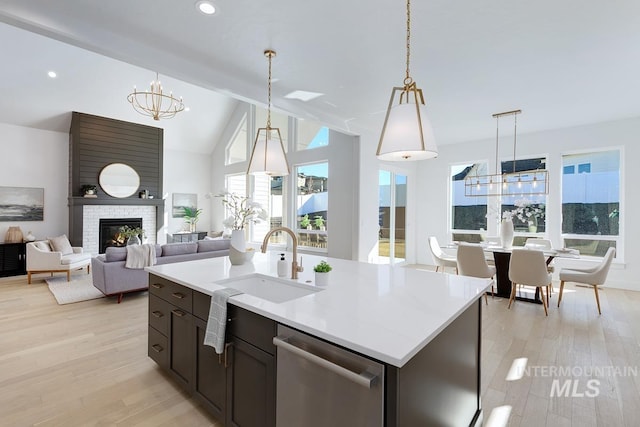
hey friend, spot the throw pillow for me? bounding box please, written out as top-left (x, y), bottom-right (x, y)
top-left (34, 241), bottom-right (52, 252)
top-left (48, 234), bottom-right (74, 255)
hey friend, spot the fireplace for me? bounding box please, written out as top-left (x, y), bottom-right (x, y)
top-left (99, 218), bottom-right (142, 254)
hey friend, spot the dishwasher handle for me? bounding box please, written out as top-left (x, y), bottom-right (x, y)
top-left (273, 336), bottom-right (377, 389)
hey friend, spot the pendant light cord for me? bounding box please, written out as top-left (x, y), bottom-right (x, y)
top-left (495, 115), bottom-right (500, 175)
top-left (267, 51), bottom-right (273, 128)
top-left (512, 113), bottom-right (518, 173)
top-left (404, 0), bottom-right (413, 86)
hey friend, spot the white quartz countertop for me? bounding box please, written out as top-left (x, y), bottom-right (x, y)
top-left (146, 251), bottom-right (491, 367)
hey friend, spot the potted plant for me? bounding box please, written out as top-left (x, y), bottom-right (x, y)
top-left (183, 207), bottom-right (203, 232)
top-left (81, 184), bottom-right (97, 197)
top-left (313, 260), bottom-right (332, 286)
top-left (314, 215), bottom-right (325, 231)
top-left (118, 225), bottom-right (146, 245)
top-left (300, 214), bottom-right (311, 230)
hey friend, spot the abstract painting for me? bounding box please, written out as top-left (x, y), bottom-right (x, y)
top-left (172, 193), bottom-right (197, 218)
top-left (0, 186), bottom-right (44, 221)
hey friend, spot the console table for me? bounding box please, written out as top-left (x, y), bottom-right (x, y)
top-left (0, 242), bottom-right (26, 277)
top-left (169, 232), bottom-right (207, 243)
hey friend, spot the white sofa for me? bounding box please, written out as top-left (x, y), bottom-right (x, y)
top-left (26, 241), bottom-right (92, 284)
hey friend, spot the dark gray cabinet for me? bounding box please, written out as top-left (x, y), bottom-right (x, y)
top-left (148, 274), bottom-right (276, 427)
top-left (226, 305), bottom-right (276, 427)
top-left (0, 243), bottom-right (26, 277)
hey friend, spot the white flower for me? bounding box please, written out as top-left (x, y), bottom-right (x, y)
top-left (216, 192), bottom-right (268, 230)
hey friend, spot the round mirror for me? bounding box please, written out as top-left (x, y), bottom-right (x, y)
top-left (99, 163), bottom-right (140, 198)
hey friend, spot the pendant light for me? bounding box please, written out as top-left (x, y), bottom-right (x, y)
top-left (247, 50), bottom-right (290, 176)
top-left (377, 0), bottom-right (437, 161)
top-left (464, 110), bottom-right (549, 197)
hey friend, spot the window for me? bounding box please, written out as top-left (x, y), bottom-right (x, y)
top-left (225, 114), bottom-right (247, 165)
top-left (562, 150), bottom-right (619, 257)
top-left (297, 120), bottom-right (328, 151)
top-left (578, 163), bottom-right (591, 174)
top-left (500, 157), bottom-right (547, 243)
top-left (296, 162), bottom-right (328, 250)
top-left (451, 163), bottom-right (488, 243)
top-left (563, 165), bottom-right (575, 175)
top-left (250, 174), bottom-right (286, 245)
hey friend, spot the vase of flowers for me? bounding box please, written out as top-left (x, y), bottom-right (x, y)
top-left (217, 192), bottom-right (268, 261)
top-left (119, 225), bottom-right (145, 246)
top-left (510, 198), bottom-right (545, 233)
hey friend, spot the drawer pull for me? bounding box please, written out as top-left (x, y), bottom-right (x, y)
top-left (151, 283), bottom-right (163, 289)
top-left (172, 292), bottom-right (185, 299)
top-left (172, 309), bottom-right (186, 317)
top-left (151, 344), bottom-right (164, 353)
top-left (151, 310), bottom-right (164, 318)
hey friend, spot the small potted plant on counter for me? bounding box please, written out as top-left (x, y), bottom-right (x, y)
top-left (313, 260), bottom-right (332, 286)
top-left (300, 214), bottom-right (311, 230)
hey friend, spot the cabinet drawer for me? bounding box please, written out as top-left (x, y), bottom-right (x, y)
top-left (193, 290), bottom-right (212, 321)
top-left (149, 274), bottom-right (193, 312)
top-left (228, 305), bottom-right (277, 355)
top-left (148, 326), bottom-right (168, 369)
top-left (149, 294), bottom-right (171, 335)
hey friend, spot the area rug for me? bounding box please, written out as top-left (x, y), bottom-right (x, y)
top-left (46, 274), bottom-right (105, 305)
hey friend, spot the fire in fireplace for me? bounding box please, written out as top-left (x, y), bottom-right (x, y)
top-left (99, 218), bottom-right (143, 254)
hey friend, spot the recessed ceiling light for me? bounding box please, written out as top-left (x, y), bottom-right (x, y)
top-left (284, 90), bottom-right (324, 102)
top-left (196, 1), bottom-right (216, 15)
top-left (47, 71), bottom-right (57, 78)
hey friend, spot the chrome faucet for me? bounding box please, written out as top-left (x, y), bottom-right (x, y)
top-left (261, 227), bottom-right (304, 279)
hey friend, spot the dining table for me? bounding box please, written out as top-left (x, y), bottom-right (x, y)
top-left (482, 245), bottom-right (580, 304)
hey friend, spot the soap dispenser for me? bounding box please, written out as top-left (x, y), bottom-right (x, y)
top-left (277, 253), bottom-right (288, 278)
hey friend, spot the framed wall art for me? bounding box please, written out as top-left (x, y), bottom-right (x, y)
top-left (172, 193), bottom-right (197, 218)
top-left (0, 186), bottom-right (44, 221)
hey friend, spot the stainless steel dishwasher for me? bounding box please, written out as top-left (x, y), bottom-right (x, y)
top-left (273, 325), bottom-right (384, 427)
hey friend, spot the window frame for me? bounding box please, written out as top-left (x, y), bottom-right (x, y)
top-left (560, 147), bottom-right (623, 261)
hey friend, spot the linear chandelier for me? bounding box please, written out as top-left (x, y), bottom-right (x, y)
top-left (127, 72), bottom-right (185, 121)
top-left (377, 0), bottom-right (437, 161)
top-left (464, 110), bottom-right (549, 197)
top-left (247, 49), bottom-right (290, 176)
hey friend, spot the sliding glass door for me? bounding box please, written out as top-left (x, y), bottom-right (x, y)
top-left (377, 170), bottom-right (406, 265)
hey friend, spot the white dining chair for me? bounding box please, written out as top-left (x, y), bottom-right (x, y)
top-left (557, 247), bottom-right (616, 315)
top-left (456, 243), bottom-right (496, 304)
top-left (428, 236), bottom-right (457, 273)
top-left (508, 248), bottom-right (553, 316)
top-left (524, 238), bottom-right (556, 292)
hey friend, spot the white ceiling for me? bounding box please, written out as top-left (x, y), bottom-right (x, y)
top-left (1, 0), bottom-right (640, 153)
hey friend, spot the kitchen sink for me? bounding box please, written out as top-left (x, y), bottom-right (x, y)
top-left (216, 274), bottom-right (323, 303)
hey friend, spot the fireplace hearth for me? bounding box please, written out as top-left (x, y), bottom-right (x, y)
top-left (99, 218), bottom-right (142, 254)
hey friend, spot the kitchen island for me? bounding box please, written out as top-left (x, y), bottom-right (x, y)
top-left (146, 251), bottom-right (491, 427)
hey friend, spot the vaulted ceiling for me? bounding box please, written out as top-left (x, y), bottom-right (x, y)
top-left (1, 0), bottom-right (639, 154)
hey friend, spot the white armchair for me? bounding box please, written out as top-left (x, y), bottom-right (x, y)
top-left (26, 240), bottom-right (92, 284)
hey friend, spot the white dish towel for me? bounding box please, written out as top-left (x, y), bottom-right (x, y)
top-left (204, 288), bottom-right (243, 354)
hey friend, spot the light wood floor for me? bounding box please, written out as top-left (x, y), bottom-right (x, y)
top-left (0, 273), bottom-right (220, 427)
top-left (2, 271), bottom-right (640, 426)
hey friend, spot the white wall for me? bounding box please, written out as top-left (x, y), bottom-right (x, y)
top-left (414, 116), bottom-right (640, 290)
top-left (0, 123), bottom-right (69, 242)
top-left (163, 148), bottom-right (214, 241)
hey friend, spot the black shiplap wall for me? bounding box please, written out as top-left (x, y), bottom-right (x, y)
top-left (70, 112), bottom-right (163, 196)
top-left (68, 112), bottom-right (164, 247)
